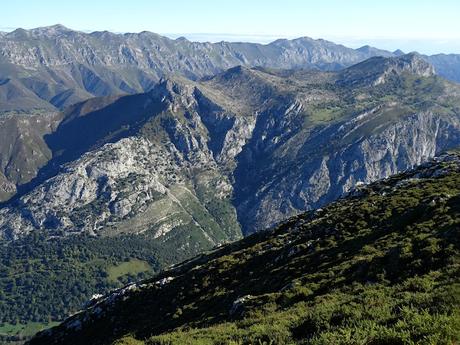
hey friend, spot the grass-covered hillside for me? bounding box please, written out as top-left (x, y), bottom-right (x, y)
top-left (29, 151), bottom-right (460, 345)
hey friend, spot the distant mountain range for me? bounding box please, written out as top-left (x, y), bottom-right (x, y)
top-left (1, 25), bottom-right (460, 112)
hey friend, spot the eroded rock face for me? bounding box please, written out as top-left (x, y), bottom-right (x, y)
top-left (236, 111), bottom-right (460, 232)
top-left (0, 26), bottom-right (382, 72)
top-left (337, 53), bottom-right (435, 87)
top-left (0, 133), bottom-right (240, 241)
top-left (0, 26), bottom-right (392, 113)
top-left (0, 80), bottom-right (243, 243)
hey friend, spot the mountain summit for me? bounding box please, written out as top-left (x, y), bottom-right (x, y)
top-left (338, 53), bottom-right (436, 87)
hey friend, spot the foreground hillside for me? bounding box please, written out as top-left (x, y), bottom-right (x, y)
top-left (29, 151), bottom-right (460, 345)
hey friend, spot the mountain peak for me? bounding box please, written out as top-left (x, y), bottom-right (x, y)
top-left (5, 27), bottom-right (30, 39)
top-left (392, 52), bottom-right (436, 76)
top-left (225, 64), bottom-right (252, 73)
top-left (337, 53), bottom-right (436, 87)
top-left (206, 65), bottom-right (258, 86)
top-left (271, 36), bottom-right (338, 49)
top-left (215, 65), bottom-right (255, 79)
top-left (395, 52), bottom-right (430, 66)
top-left (175, 36), bottom-right (189, 42)
top-left (355, 45), bottom-right (394, 58)
top-left (45, 24), bottom-right (69, 30)
top-left (30, 24), bottom-right (72, 35)
top-left (149, 77), bottom-right (196, 102)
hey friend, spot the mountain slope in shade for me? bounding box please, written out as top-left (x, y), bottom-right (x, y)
top-left (0, 111), bottom-right (60, 201)
top-left (28, 151), bottom-right (460, 345)
top-left (2, 54), bottom-right (460, 239)
top-left (426, 54), bottom-right (460, 85)
top-left (5, 24), bottom-right (460, 113)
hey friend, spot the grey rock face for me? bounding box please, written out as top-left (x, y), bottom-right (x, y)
top-left (0, 135), bottom-right (238, 243)
top-left (0, 79), bottom-right (243, 242)
top-left (237, 111), bottom-right (460, 232)
top-left (337, 53), bottom-right (435, 87)
top-left (0, 27), bottom-right (364, 111)
top-left (0, 28), bottom-right (372, 72)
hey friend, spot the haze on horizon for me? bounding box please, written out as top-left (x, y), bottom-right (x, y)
top-left (3, 0), bottom-right (460, 55)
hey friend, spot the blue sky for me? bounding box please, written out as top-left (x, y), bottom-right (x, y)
top-left (3, 0), bottom-right (460, 54)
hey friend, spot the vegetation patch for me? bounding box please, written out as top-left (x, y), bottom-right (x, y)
top-left (107, 259), bottom-right (153, 283)
top-left (0, 321), bottom-right (58, 344)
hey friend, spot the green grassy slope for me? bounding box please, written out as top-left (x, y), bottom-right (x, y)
top-left (0, 322), bottom-right (59, 344)
top-left (29, 152), bottom-right (460, 345)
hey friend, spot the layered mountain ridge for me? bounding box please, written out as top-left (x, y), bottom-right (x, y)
top-left (2, 54), bottom-right (460, 240)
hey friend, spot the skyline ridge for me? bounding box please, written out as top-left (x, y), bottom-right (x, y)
top-left (3, 23), bottom-right (454, 57)
top-left (2, 0), bottom-right (460, 54)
